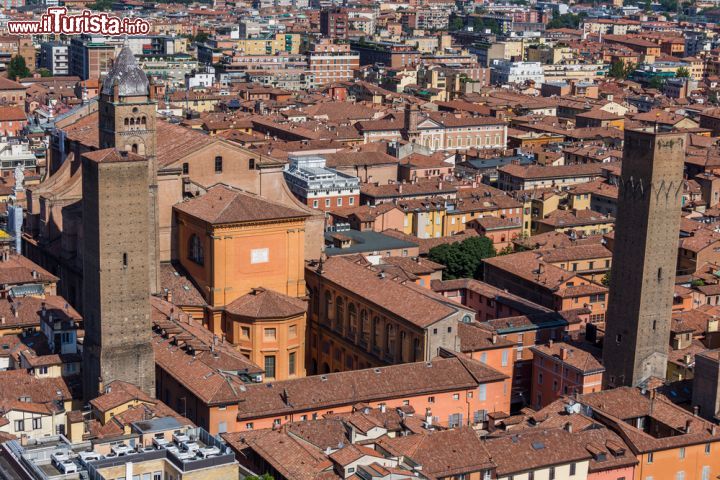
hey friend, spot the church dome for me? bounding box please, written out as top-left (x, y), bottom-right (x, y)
top-left (101, 46), bottom-right (149, 97)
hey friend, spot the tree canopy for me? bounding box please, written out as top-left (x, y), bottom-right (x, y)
top-left (676, 67), bottom-right (690, 78)
top-left (6, 55), bottom-right (29, 81)
top-left (546, 13), bottom-right (586, 29)
top-left (428, 237), bottom-right (497, 280)
top-left (607, 61), bottom-right (635, 80)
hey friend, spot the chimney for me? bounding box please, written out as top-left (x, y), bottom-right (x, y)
top-left (31, 270), bottom-right (37, 279)
top-left (398, 184), bottom-right (403, 194)
top-left (560, 347), bottom-right (569, 360)
top-left (712, 425), bottom-right (717, 436)
top-left (166, 288), bottom-right (173, 303)
top-left (380, 404), bottom-right (386, 413)
top-left (564, 422), bottom-right (573, 433)
top-left (548, 339), bottom-right (554, 347)
top-left (693, 405), bottom-right (700, 416)
top-left (491, 333), bottom-right (498, 344)
top-left (686, 419), bottom-right (692, 433)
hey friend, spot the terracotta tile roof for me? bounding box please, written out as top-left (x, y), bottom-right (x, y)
top-left (457, 321), bottom-right (516, 351)
top-left (514, 231), bottom-right (605, 251)
top-left (233, 357), bottom-right (506, 420)
top-left (568, 179), bottom-right (619, 199)
top-left (484, 250), bottom-right (583, 290)
top-left (89, 380), bottom-right (156, 413)
top-left (378, 427), bottom-right (494, 478)
top-left (539, 244), bottom-right (612, 264)
top-left (331, 203), bottom-right (400, 222)
top-left (284, 418), bottom-right (348, 450)
top-left (227, 428), bottom-right (335, 479)
top-left (174, 184), bottom-right (308, 225)
top-left (225, 288), bottom-right (307, 319)
top-left (82, 148), bottom-right (146, 164)
top-left (679, 228), bottom-right (720, 253)
top-left (330, 444), bottom-right (383, 466)
top-left (0, 106), bottom-right (26, 122)
top-left (159, 263), bottom-right (206, 307)
top-left (0, 369), bottom-right (73, 408)
top-left (499, 162), bottom-right (611, 180)
top-left (482, 309), bottom-right (588, 334)
top-left (485, 428), bottom-right (592, 475)
top-left (578, 387), bottom-right (720, 453)
top-left (576, 109), bottom-right (624, 120)
top-left (537, 209), bottom-right (614, 228)
top-left (151, 297), bottom-right (263, 406)
top-left (0, 252), bottom-right (58, 285)
top-left (308, 256), bottom-right (455, 328)
top-left (61, 112), bottom-right (215, 167)
top-left (530, 342), bottom-right (604, 374)
top-left (432, 278), bottom-right (550, 316)
top-left (0, 77), bottom-right (26, 90)
top-left (361, 178), bottom-right (457, 199)
top-left (378, 255), bottom-right (445, 275)
top-left (0, 295), bottom-right (80, 330)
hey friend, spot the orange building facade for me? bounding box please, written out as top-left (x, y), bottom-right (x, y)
top-left (173, 185), bottom-right (309, 381)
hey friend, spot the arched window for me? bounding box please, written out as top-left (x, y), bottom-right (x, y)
top-left (249, 158), bottom-right (255, 170)
top-left (124, 118), bottom-right (129, 126)
top-left (360, 310), bottom-right (369, 345)
top-left (335, 297), bottom-right (344, 331)
top-left (413, 338), bottom-right (422, 362)
top-left (130, 118), bottom-right (135, 125)
top-left (131, 144), bottom-right (138, 154)
top-left (348, 304), bottom-right (357, 338)
top-left (373, 316), bottom-right (381, 348)
top-left (188, 234), bottom-right (204, 265)
top-left (311, 288), bottom-right (319, 317)
top-left (141, 116), bottom-right (147, 125)
top-left (324, 291), bottom-right (332, 326)
top-left (385, 323), bottom-right (395, 355)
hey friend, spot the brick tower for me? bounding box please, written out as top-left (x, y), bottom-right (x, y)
top-left (98, 45), bottom-right (160, 295)
top-left (81, 148), bottom-right (155, 398)
top-left (603, 128), bottom-right (686, 388)
top-left (82, 46), bottom-right (158, 398)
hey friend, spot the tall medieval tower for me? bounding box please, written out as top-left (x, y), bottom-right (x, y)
top-left (603, 128), bottom-right (686, 387)
top-left (98, 46), bottom-right (160, 295)
top-left (81, 46), bottom-right (158, 398)
top-left (81, 148), bottom-right (155, 398)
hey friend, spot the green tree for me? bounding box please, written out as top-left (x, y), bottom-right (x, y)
top-left (89, 0), bottom-right (112, 10)
top-left (37, 68), bottom-right (52, 77)
top-left (607, 61), bottom-right (635, 80)
top-left (676, 66), bottom-right (690, 78)
top-left (546, 13), bottom-right (586, 29)
top-left (193, 31), bottom-right (210, 43)
top-left (601, 272), bottom-right (610, 287)
top-left (608, 61), bottom-right (626, 79)
top-left (648, 76), bottom-right (666, 90)
top-left (428, 237), bottom-right (496, 280)
top-left (497, 245), bottom-right (515, 256)
top-left (245, 475), bottom-right (274, 480)
top-left (6, 55), bottom-right (29, 81)
top-left (449, 16), bottom-right (465, 31)
top-left (472, 17), bottom-right (501, 34)
top-left (710, 91), bottom-right (720, 105)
